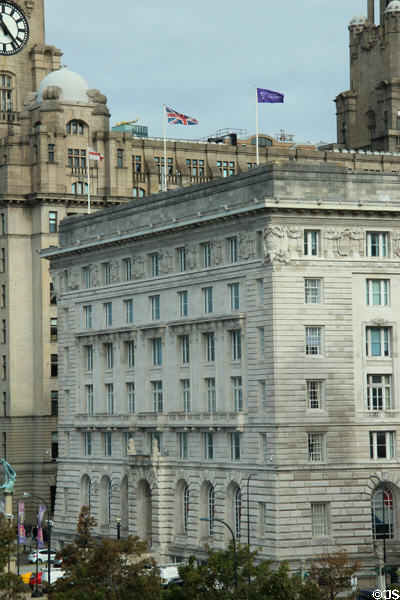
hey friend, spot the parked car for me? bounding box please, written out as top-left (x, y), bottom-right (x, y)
top-left (28, 548), bottom-right (57, 563)
top-left (29, 572), bottom-right (42, 589)
top-left (41, 568), bottom-right (65, 586)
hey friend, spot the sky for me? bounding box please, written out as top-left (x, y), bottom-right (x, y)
top-left (44, 0), bottom-right (367, 145)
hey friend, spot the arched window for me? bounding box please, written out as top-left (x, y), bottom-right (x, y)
top-left (208, 485), bottom-right (215, 535)
top-left (72, 181), bottom-right (88, 195)
top-left (137, 479), bottom-right (152, 545)
top-left (372, 486), bottom-right (395, 540)
top-left (133, 187), bottom-right (145, 198)
top-left (234, 488), bottom-right (242, 540)
top-left (66, 120), bottom-right (86, 135)
top-left (183, 484), bottom-right (190, 533)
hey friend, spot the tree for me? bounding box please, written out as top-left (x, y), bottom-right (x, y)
top-left (0, 513), bottom-right (26, 599)
top-left (161, 543), bottom-right (320, 600)
top-left (48, 506), bottom-right (162, 600)
top-left (306, 550), bottom-right (361, 600)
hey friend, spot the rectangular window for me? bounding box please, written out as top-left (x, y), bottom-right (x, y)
top-left (117, 149), bottom-right (124, 168)
top-left (232, 330), bottom-right (242, 361)
top-left (178, 291), bottom-right (188, 317)
top-left (49, 211), bottom-right (58, 233)
top-left (50, 354), bottom-right (57, 377)
top-left (126, 341), bottom-right (134, 369)
top-left (179, 432), bottom-right (189, 459)
top-left (205, 432), bottom-right (214, 459)
top-left (203, 287), bottom-right (213, 313)
top-left (103, 263), bottom-right (111, 285)
top-left (205, 332), bottom-right (215, 362)
top-left (232, 376), bottom-right (243, 412)
top-left (259, 327), bottom-right (265, 357)
top-left (230, 432), bottom-right (241, 460)
top-left (307, 380), bottom-right (323, 409)
top-left (152, 338), bottom-right (162, 366)
top-left (127, 382), bottom-right (135, 413)
top-left (259, 503), bottom-right (267, 537)
top-left (206, 378), bottom-right (216, 412)
top-left (367, 375), bottom-right (392, 411)
top-left (369, 431), bottom-right (395, 459)
top-left (304, 230), bottom-right (319, 256)
top-left (367, 232), bottom-right (388, 257)
top-left (0, 248), bottom-right (5, 273)
top-left (229, 283), bottom-right (240, 310)
top-left (50, 390), bottom-right (58, 416)
top-left (106, 383), bottom-right (114, 414)
top-left (203, 242), bottom-right (212, 268)
top-left (124, 299), bottom-right (134, 324)
top-left (181, 335), bottom-right (190, 364)
top-left (84, 305), bottom-right (92, 329)
top-left (105, 343), bottom-right (113, 370)
top-left (181, 379), bottom-right (191, 412)
top-left (84, 432), bottom-right (92, 456)
top-left (306, 326), bottom-right (322, 355)
top-left (260, 381), bottom-right (267, 410)
top-left (229, 237), bottom-right (238, 263)
top-left (305, 279), bottom-right (322, 304)
top-left (366, 327), bottom-right (390, 357)
top-left (311, 503), bottom-right (329, 536)
top-left (123, 258), bottom-right (132, 281)
top-left (258, 279), bottom-right (264, 305)
top-left (104, 431), bottom-right (112, 456)
top-left (308, 433), bottom-right (325, 462)
top-left (82, 266), bottom-right (91, 289)
top-left (104, 302), bottom-right (112, 326)
top-left (151, 295), bottom-right (160, 320)
top-left (261, 434), bottom-right (268, 462)
top-left (366, 279), bottom-right (390, 306)
top-left (151, 254), bottom-right (160, 277)
top-left (1, 285), bottom-right (5, 309)
top-left (178, 247), bottom-right (187, 272)
top-left (50, 317), bottom-right (57, 341)
top-left (48, 144), bottom-right (55, 164)
top-left (152, 381), bottom-right (163, 412)
top-left (86, 345), bottom-right (93, 372)
top-left (86, 384), bottom-right (94, 414)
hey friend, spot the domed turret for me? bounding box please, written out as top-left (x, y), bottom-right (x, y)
top-left (385, 0), bottom-right (400, 14)
top-left (349, 14), bottom-right (368, 27)
top-left (37, 67), bottom-right (90, 103)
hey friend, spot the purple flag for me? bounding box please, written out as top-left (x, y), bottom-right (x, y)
top-left (257, 88), bottom-right (284, 103)
top-left (18, 501), bottom-right (26, 544)
top-left (37, 505), bottom-right (46, 549)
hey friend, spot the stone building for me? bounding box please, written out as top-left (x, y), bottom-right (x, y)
top-left (43, 160), bottom-right (400, 580)
top-left (336, 0), bottom-right (400, 151)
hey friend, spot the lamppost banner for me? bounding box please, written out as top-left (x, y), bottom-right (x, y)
top-left (37, 505), bottom-right (46, 549)
top-left (17, 501), bottom-right (26, 544)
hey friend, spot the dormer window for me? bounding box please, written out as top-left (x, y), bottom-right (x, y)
top-left (66, 120), bottom-right (85, 135)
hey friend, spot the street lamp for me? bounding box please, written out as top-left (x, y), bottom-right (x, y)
top-left (116, 517), bottom-right (121, 540)
top-left (200, 517), bottom-right (237, 588)
top-left (23, 493), bottom-right (52, 597)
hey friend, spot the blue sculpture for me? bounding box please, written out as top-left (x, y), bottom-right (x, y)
top-left (0, 459), bottom-right (16, 492)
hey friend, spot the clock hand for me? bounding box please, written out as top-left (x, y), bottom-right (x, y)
top-left (0, 17), bottom-right (13, 40)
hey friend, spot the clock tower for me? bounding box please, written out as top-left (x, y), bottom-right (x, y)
top-left (0, 0), bottom-right (61, 133)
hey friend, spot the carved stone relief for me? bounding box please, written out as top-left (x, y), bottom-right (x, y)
top-left (131, 255), bottom-right (145, 279)
top-left (67, 268), bottom-right (79, 290)
top-left (238, 231), bottom-right (255, 261)
top-left (110, 260), bottom-right (120, 284)
top-left (263, 225), bottom-right (291, 264)
top-left (90, 264), bottom-right (100, 287)
top-left (159, 249), bottom-right (172, 274)
top-left (323, 228), bottom-right (364, 258)
top-left (211, 240), bottom-right (222, 265)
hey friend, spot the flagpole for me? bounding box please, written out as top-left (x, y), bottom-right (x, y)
top-left (87, 147), bottom-right (91, 214)
top-left (163, 103), bottom-right (167, 192)
top-left (255, 85), bottom-right (259, 165)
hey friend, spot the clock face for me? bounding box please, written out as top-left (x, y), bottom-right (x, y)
top-left (0, 2), bottom-right (29, 56)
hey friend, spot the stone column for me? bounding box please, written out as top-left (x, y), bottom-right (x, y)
top-left (368, 0), bottom-right (375, 23)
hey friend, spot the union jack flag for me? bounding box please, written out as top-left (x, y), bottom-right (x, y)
top-left (166, 105), bottom-right (198, 126)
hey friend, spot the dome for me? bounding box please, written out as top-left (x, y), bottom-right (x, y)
top-left (349, 14), bottom-right (368, 26)
top-left (37, 67), bottom-right (90, 103)
top-left (385, 0), bottom-right (400, 13)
